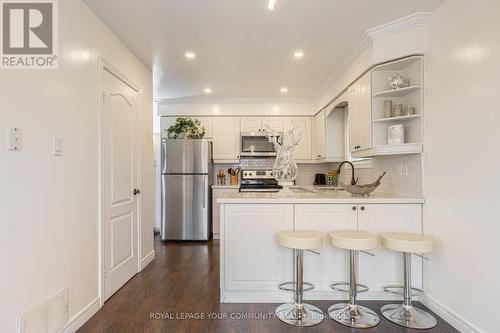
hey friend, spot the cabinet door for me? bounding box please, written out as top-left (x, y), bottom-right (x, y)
top-left (348, 83), bottom-right (360, 152)
top-left (358, 72), bottom-right (372, 150)
top-left (240, 117), bottom-right (262, 132)
top-left (313, 111), bottom-right (326, 159)
top-left (212, 188), bottom-right (239, 235)
top-left (284, 117), bottom-right (311, 160)
top-left (224, 204), bottom-right (294, 291)
top-left (194, 117), bottom-right (213, 138)
top-left (262, 117), bottom-right (284, 132)
top-left (160, 117), bottom-right (177, 139)
top-left (295, 204), bottom-right (357, 292)
top-left (213, 117), bottom-right (241, 160)
top-left (357, 204), bottom-right (422, 293)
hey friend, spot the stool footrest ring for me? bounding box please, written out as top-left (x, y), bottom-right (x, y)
top-left (383, 285), bottom-right (423, 297)
top-left (330, 282), bottom-right (369, 294)
top-left (279, 281), bottom-right (314, 292)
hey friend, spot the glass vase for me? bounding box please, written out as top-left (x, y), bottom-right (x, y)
top-left (272, 145), bottom-right (298, 195)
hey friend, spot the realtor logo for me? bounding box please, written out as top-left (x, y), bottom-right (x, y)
top-left (1, 0), bottom-right (58, 69)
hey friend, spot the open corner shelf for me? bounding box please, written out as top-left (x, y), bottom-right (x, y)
top-left (351, 143), bottom-right (423, 158)
top-left (373, 114), bottom-right (421, 123)
top-left (373, 86), bottom-right (421, 98)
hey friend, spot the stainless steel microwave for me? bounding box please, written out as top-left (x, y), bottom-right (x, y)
top-left (240, 132), bottom-right (283, 157)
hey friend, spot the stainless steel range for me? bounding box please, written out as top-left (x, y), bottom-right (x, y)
top-left (239, 170), bottom-right (282, 192)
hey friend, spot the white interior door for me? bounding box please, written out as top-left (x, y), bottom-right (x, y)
top-left (102, 68), bottom-right (139, 301)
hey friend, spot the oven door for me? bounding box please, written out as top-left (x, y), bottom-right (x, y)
top-left (240, 133), bottom-right (282, 157)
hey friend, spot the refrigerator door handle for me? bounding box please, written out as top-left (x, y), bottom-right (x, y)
top-left (202, 182), bottom-right (206, 208)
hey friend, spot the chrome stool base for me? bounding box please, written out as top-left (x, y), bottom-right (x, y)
top-left (381, 304), bottom-right (437, 329)
top-left (275, 303), bottom-right (325, 327)
top-left (328, 303), bottom-right (379, 328)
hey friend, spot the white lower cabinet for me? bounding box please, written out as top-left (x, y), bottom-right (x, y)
top-left (222, 204), bottom-right (294, 293)
top-left (294, 204), bottom-right (357, 294)
top-left (357, 204), bottom-right (423, 295)
top-left (220, 202), bottom-right (423, 302)
top-left (212, 188), bottom-right (239, 237)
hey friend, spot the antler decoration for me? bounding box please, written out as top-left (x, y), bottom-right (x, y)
top-left (263, 122), bottom-right (301, 148)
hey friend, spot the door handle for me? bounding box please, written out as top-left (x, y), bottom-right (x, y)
top-left (133, 189), bottom-right (141, 196)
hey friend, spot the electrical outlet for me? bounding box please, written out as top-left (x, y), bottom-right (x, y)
top-left (7, 127), bottom-right (22, 151)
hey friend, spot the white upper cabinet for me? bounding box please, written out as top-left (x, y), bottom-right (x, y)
top-left (313, 110), bottom-right (326, 159)
top-left (262, 117), bottom-right (284, 132)
top-left (348, 71), bottom-right (372, 152)
top-left (196, 117), bottom-right (213, 138)
top-left (241, 117), bottom-right (284, 133)
top-left (240, 117), bottom-right (263, 132)
top-left (284, 117), bottom-right (311, 160)
top-left (213, 117), bottom-right (241, 161)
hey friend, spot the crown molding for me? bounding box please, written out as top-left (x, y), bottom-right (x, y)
top-left (155, 97), bottom-right (314, 105)
top-left (313, 32), bottom-right (372, 102)
top-left (314, 12), bottom-right (432, 104)
top-left (367, 12), bottom-right (432, 40)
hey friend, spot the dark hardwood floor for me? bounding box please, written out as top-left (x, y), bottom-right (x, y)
top-left (78, 235), bottom-right (458, 333)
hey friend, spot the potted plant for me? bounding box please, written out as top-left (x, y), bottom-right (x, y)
top-left (166, 117), bottom-right (206, 139)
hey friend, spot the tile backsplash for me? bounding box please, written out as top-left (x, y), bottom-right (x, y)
top-left (339, 155), bottom-right (422, 197)
top-left (213, 158), bottom-right (338, 186)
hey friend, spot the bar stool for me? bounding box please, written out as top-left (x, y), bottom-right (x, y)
top-left (275, 230), bottom-right (324, 327)
top-left (380, 232), bottom-right (437, 329)
top-left (327, 230), bottom-right (380, 328)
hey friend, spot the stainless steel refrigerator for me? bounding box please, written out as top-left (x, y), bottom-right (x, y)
top-left (161, 139), bottom-right (212, 241)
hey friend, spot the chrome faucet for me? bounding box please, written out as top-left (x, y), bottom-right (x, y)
top-left (337, 161), bottom-right (357, 186)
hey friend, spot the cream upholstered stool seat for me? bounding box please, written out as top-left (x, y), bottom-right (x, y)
top-left (327, 230), bottom-right (380, 328)
top-left (380, 232), bottom-right (437, 330)
top-left (275, 230), bottom-right (324, 327)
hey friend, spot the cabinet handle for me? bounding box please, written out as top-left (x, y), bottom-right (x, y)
top-left (317, 155), bottom-right (322, 158)
top-left (352, 206), bottom-right (357, 211)
top-left (360, 206), bottom-right (365, 211)
top-left (354, 145), bottom-right (361, 149)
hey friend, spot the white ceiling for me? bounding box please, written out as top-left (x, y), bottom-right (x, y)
top-left (82, 0), bottom-right (442, 100)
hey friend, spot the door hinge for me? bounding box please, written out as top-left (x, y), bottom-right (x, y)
top-left (103, 269), bottom-right (107, 278)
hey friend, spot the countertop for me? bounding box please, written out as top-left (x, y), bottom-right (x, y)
top-left (216, 187), bottom-right (424, 204)
top-left (212, 185), bottom-right (240, 189)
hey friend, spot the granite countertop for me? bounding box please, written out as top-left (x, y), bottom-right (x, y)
top-left (217, 187), bottom-right (424, 204)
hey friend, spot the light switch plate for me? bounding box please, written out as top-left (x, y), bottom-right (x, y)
top-left (7, 127), bottom-right (22, 151)
top-left (53, 137), bottom-right (64, 156)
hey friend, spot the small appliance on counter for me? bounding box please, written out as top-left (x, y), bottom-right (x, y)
top-left (314, 173), bottom-right (326, 185)
top-left (239, 170), bottom-right (283, 192)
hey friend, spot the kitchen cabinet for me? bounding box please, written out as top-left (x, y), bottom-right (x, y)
top-left (357, 204), bottom-right (422, 293)
top-left (240, 116), bottom-right (284, 133)
top-left (212, 187), bottom-right (239, 238)
top-left (348, 72), bottom-right (372, 152)
top-left (284, 117), bottom-right (312, 160)
top-left (220, 201), bottom-right (423, 302)
top-left (213, 117), bottom-right (241, 162)
top-left (294, 204), bottom-right (357, 293)
top-left (312, 110), bottom-right (326, 159)
top-left (222, 204), bottom-right (294, 294)
top-left (160, 116), bottom-right (213, 138)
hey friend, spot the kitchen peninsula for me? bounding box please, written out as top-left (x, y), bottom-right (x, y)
top-left (218, 190), bottom-right (424, 303)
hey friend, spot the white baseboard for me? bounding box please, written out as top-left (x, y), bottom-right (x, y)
top-left (141, 250), bottom-right (155, 270)
top-left (420, 294), bottom-right (484, 333)
top-left (213, 233), bottom-right (220, 240)
top-left (63, 297), bottom-right (100, 333)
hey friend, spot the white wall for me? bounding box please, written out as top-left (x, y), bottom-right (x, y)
top-left (157, 99), bottom-right (315, 116)
top-left (423, 1), bottom-right (500, 332)
top-left (0, 0), bottom-right (153, 332)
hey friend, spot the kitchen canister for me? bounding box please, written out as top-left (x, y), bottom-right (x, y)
top-left (393, 103), bottom-right (403, 117)
top-left (383, 100), bottom-right (393, 118)
top-left (388, 124), bottom-right (405, 145)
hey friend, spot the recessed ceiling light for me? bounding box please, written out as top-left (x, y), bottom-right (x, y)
top-left (280, 87), bottom-right (288, 93)
top-left (293, 51), bottom-right (304, 59)
top-left (268, 0), bottom-right (277, 10)
top-left (185, 51), bottom-right (196, 59)
top-left (204, 87), bottom-right (212, 94)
